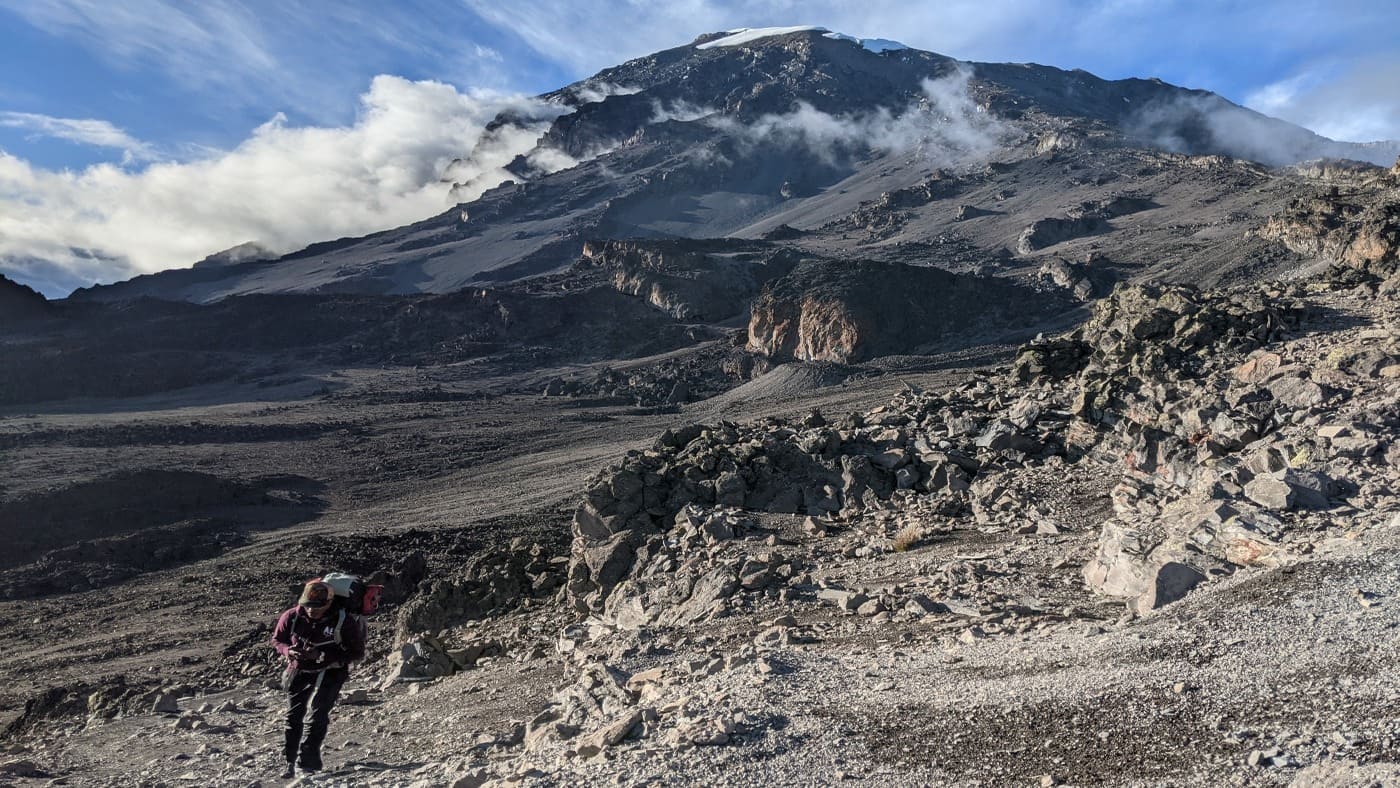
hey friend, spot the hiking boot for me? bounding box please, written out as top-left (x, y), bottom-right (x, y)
top-left (280, 763), bottom-right (295, 779)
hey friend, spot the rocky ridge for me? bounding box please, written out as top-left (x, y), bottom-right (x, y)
top-left (746, 258), bottom-right (1071, 364)
top-left (1256, 192), bottom-right (1400, 280)
top-left (390, 260), bottom-right (1395, 786)
top-left (0, 275), bottom-right (48, 325)
top-left (490, 265), bottom-right (1395, 786)
top-left (578, 239), bottom-right (798, 321)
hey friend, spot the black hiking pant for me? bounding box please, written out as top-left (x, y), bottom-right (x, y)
top-left (284, 667), bottom-right (348, 769)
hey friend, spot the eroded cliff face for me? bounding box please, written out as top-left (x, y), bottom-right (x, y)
top-left (580, 239), bottom-right (798, 321)
top-left (747, 259), bottom-right (1070, 363)
top-left (1255, 189), bottom-right (1400, 279)
top-left (746, 293), bottom-right (870, 363)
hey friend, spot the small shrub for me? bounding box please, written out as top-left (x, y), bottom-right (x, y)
top-left (892, 524), bottom-right (923, 552)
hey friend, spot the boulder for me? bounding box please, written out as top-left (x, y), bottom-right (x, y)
top-left (817, 589), bottom-right (869, 612)
top-left (152, 692), bottom-right (180, 714)
top-left (0, 759), bottom-right (44, 778)
top-left (1083, 520), bottom-right (1152, 598)
top-left (1267, 374), bottom-right (1326, 409)
top-left (1287, 471), bottom-right (1338, 510)
top-left (1234, 352), bottom-right (1284, 384)
top-left (715, 472), bottom-right (747, 507)
top-left (573, 709), bottom-right (643, 757)
top-left (1244, 475), bottom-right (1294, 510)
top-left (1133, 562), bottom-right (1207, 614)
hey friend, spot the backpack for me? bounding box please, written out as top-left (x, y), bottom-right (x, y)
top-left (292, 573), bottom-right (380, 658)
top-left (317, 572), bottom-right (384, 616)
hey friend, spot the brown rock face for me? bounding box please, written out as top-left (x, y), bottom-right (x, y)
top-left (747, 293), bottom-right (868, 363)
top-left (747, 259), bottom-right (1067, 363)
top-left (1255, 194), bottom-right (1400, 278)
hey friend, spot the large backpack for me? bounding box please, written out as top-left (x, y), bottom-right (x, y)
top-left (296, 572), bottom-right (380, 655)
top-left (318, 572), bottom-right (384, 616)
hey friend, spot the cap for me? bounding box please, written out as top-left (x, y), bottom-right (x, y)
top-left (299, 580), bottom-right (332, 608)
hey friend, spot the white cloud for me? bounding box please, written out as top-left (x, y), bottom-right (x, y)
top-left (650, 100), bottom-right (718, 124)
top-left (0, 76), bottom-right (571, 295)
top-left (709, 67), bottom-right (1009, 165)
top-left (1245, 58), bottom-right (1400, 143)
top-left (463, 0), bottom-right (1400, 143)
top-left (572, 82), bottom-right (642, 104)
top-left (0, 111), bottom-right (156, 163)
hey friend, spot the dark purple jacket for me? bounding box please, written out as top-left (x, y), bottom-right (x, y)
top-left (271, 605), bottom-right (366, 673)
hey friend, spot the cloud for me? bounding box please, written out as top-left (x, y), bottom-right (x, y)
top-left (650, 100), bottom-right (717, 125)
top-left (1245, 57), bottom-right (1400, 143)
top-left (572, 82), bottom-right (642, 105)
top-left (0, 76), bottom-right (572, 296)
top-left (1127, 89), bottom-right (1400, 167)
top-left (0, 0), bottom-right (532, 123)
top-left (0, 0), bottom-right (278, 99)
top-left (0, 253), bottom-right (138, 301)
top-left (462, 0), bottom-right (1400, 142)
top-left (0, 111), bottom-right (156, 163)
top-left (708, 67), bottom-right (1009, 165)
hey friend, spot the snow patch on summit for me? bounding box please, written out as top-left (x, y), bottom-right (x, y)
top-left (823, 32), bottom-right (908, 54)
top-left (697, 27), bottom-right (908, 54)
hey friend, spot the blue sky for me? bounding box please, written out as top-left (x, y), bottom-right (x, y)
top-left (1, 0), bottom-right (1397, 296)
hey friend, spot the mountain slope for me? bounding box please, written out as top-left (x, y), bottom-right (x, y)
top-left (70, 27), bottom-right (1398, 304)
top-left (0, 274), bottom-right (50, 324)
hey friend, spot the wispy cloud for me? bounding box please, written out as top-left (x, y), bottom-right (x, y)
top-left (0, 76), bottom-right (569, 295)
top-left (708, 66), bottom-right (1009, 165)
top-left (0, 111), bottom-right (157, 162)
top-left (1245, 56), bottom-right (1400, 143)
top-left (573, 82), bottom-right (642, 105)
top-left (0, 0), bottom-right (278, 97)
top-left (0, 0), bottom-right (529, 123)
top-left (461, 0), bottom-right (1400, 141)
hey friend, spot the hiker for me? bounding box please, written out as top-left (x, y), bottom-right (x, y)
top-left (271, 579), bottom-right (367, 778)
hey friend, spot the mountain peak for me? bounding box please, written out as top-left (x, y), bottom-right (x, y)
top-left (693, 26), bottom-right (909, 54)
top-left (66, 30), bottom-right (1400, 303)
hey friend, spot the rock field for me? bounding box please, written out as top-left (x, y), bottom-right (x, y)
top-left (2, 245), bottom-right (1397, 786)
top-left (2, 28), bottom-right (1400, 787)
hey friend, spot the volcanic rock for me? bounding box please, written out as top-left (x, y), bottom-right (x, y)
top-left (747, 258), bottom-right (1068, 363)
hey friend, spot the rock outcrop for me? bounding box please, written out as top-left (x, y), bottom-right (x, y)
top-left (747, 259), bottom-right (1068, 363)
top-left (572, 275), bottom-right (1393, 623)
top-left (579, 239), bottom-right (798, 321)
top-left (1012, 281), bottom-right (1393, 612)
top-left (1016, 195), bottom-right (1155, 255)
top-left (1016, 216), bottom-right (1107, 254)
top-left (1255, 193), bottom-right (1400, 279)
top-left (394, 539), bottom-right (564, 642)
